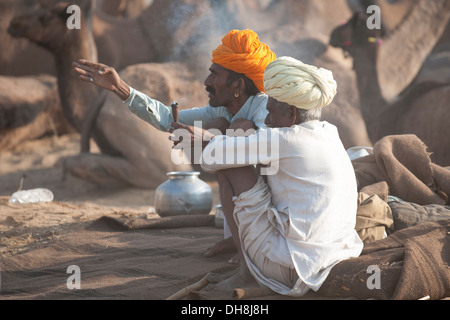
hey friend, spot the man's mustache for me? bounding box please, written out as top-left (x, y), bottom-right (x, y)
top-left (205, 86), bottom-right (215, 95)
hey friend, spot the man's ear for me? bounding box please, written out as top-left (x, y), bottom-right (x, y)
top-left (236, 77), bottom-right (246, 95)
top-left (289, 105), bottom-right (298, 123)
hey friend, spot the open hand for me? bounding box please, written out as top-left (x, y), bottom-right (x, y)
top-left (72, 59), bottom-right (131, 101)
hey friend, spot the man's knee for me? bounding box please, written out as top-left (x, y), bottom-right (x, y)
top-left (216, 169), bottom-right (226, 183)
top-left (216, 166), bottom-right (258, 196)
top-left (227, 118), bottom-right (257, 137)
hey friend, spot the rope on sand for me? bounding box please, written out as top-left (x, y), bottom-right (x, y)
top-left (166, 267), bottom-right (239, 300)
top-left (166, 277), bottom-right (209, 300)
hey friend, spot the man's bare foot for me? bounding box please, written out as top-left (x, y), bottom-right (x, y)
top-left (227, 253), bottom-right (240, 265)
top-left (204, 237), bottom-right (237, 258)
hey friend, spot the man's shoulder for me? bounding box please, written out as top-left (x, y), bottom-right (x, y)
top-left (252, 93), bottom-right (268, 104)
top-left (247, 93), bottom-right (268, 114)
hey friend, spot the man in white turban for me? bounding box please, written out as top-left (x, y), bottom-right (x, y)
top-left (200, 56), bottom-right (363, 296)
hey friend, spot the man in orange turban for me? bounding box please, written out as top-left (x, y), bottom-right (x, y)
top-left (211, 29), bottom-right (276, 93)
top-left (73, 28), bottom-right (275, 132)
top-left (73, 29), bottom-right (276, 263)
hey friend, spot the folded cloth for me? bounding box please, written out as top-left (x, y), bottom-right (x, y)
top-left (356, 193), bottom-right (394, 244)
top-left (353, 135), bottom-right (450, 205)
top-left (317, 219), bottom-right (450, 300)
top-left (360, 181), bottom-right (389, 202)
top-left (389, 200), bottom-right (450, 231)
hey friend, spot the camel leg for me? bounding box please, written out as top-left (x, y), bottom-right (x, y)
top-left (59, 153), bottom-right (166, 189)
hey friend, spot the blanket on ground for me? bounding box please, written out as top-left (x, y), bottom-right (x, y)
top-left (189, 220), bottom-right (450, 300)
top-left (352, 135), bottom-right (450, 205)
top-left (317, 219), bottom-right (450, 300)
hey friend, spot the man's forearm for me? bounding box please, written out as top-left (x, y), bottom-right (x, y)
top-left (113, 79), bottom-right (131, 101)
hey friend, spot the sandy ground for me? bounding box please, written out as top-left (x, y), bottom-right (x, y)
top-left (0, 132), bottom-right (220, 262)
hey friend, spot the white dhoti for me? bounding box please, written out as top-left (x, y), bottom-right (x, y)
top-left (232, 177), bottom-right (304, 294)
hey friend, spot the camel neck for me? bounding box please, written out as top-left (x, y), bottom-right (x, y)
top-left (54, 28), bottom-right (99, 132)
top-left (377, 0), bottom-right (450, 99)
top-left (352, 47), bottom-right (387, 142)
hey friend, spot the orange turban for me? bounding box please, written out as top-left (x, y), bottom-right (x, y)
top-left (211, 29), bottom-right (276, 92)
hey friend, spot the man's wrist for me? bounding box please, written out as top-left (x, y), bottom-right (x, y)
top-left (114, 80), bottom-right (131, 101)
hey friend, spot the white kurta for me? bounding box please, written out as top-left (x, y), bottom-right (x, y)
top-left (123, 87), bottom-right (269, 131)
top-left (201, 121), bottom-right (363, 296)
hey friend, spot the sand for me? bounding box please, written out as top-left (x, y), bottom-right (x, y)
top-left (0, 133), bottom-right (231, 300)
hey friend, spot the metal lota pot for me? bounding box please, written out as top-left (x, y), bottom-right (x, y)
top-left (154, 172), bottom-right (213, 217)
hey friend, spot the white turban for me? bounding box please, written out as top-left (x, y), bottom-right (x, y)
top-left (263, 56), bottom-right (337, 110)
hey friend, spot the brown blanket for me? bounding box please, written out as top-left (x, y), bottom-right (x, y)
top-left (317, 219), bottom-right (450, 300)
top-left (353, 135), bottom-right (450, 205)
top-left (187, 220), bottom-right (449, 300)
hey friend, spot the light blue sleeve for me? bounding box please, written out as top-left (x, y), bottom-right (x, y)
top-left (124, 87), bottom-right (219, 131)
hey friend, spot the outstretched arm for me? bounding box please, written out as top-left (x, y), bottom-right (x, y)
top-left (73, 59), bottom-right (229, 134)
top-left (72, 59), bottom-right (131, 101)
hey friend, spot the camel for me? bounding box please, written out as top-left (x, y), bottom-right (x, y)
top-left (300, 0), bottom-right (450, 149)
top-left (1, 0), bottom-right (215, 77)
top-left (259, 0), bottom-right (373, 149)
top-left (392, 0), bottom-right (450, 91)
top-left (330, 12), bottom-right (450, 166)
top-left (0, 0), bottom-right (57, 76)
top-left (0, 75), bottom-right (74, 151)
top-left (338, 0), bottom-right (450, 108)
top-left (97, 0), bottom-right (152, 19)
top-left (365, 0), bottom-right (450, 100)
top-left (92, 0), bottom-right (215, 75)
top-left (1, 0), bottom-right (214, 152)
top-left (8, 1), bottom-right (208, 189)
top-left (312, 0), bottom-right (450, 149)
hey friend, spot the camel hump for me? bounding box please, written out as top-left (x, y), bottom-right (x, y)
top-left (119, 63), bottom-right (172, 105)
top-left (119, 62), bottom-right (208, 108)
